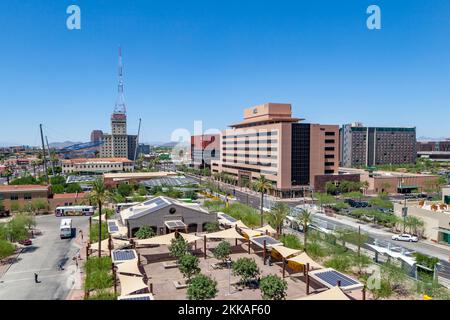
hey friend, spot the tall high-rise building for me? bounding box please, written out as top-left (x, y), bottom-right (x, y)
top-left (90, 130), bottom-right (103, 143)
top-left (100, 48), bottom-right (138, 161)
top-left (340, 123), bottom-right (416, 167)
top-left (211, 103), bottom-right (339, 198)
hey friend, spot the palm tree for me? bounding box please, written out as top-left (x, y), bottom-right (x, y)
top-left (266, 202), bottom-right (289, 235)
top-left (89, 178), bottom-right (110, 257)
top-left (297, 208), bottom-right (313, 251)
top-left (253, 175), bottom-right (272, 226)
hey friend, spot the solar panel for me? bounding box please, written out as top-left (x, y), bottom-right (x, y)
top-left (119, 296), bottom-right (151, 301)
top-left (219, 213), bottom-right (237, 223)
top-left (313, 270), bottom-right (359, 288)
top-left (113, 250), bottom-right (136, 261)
top-left (251, 236), bottom-right (281, 247)
top-left (108, 221), bottom-right (119, 232)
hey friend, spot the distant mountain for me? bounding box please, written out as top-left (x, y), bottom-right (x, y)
top-left (48, 141), bottom-right (83, 149)
top-left (417, 136), bottom-right (450, 142)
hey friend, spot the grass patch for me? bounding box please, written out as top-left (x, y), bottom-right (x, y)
top-left (222, 203), bottom-right (261, 227)
top-left (90, 221), bottom-right (108, 242)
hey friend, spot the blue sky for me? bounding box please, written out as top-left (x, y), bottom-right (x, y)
top-left (0, 0), bottom-right (449, 146)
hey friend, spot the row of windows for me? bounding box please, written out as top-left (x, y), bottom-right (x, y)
top-left (223, 139), bottom-right (278, 145)
top-left (0, 193), bottom-right (34, 201)
top-left (222, 153), bottom-right (277, 159)
top-left (222, 147), bottom-right (277, 152)
top-left (222, 131), bottom-right (278, 139)
top-left (221, 164), bottom-right (278, 176)
top-left (223, 159), bottom-right (276, 167)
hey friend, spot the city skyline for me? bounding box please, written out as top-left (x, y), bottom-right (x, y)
top-left (1, 0), bottom-right (450, 146)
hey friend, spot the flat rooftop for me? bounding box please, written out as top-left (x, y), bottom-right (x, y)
top-left (339, 167), bottom-right (438, 178)
top-left (103, 172), bottom-right (178, 179)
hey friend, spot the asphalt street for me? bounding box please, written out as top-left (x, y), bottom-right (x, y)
top-left (0, 215), bottom-right (89, 300)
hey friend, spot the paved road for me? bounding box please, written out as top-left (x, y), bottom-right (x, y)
top-left (0, 215), bottom-right (89, 300)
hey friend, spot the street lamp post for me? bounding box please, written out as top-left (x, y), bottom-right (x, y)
top-left (226, 258), bottom-right (232, 295)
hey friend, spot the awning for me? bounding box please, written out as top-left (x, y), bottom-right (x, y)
top-left (287, 252), bottom-right (323, 270)
top-left (272, 246), bottom-right (301, 259)
top-left (366, 243), bottom-right (416, 266)
top-left (116, 260), bottom-right (143, 277)
top-left (164, 220), bottom-right (187, 230)
top-left (205, 228), bottom-right (245, 240)
top-left (296, 286), bottom-right (351, 300)
top-left (255, 225), bottom-right (277, 235)
top-left (179, 232), bottom-right (202, 243)
top-left (118, 274), bottom-right (148, 296)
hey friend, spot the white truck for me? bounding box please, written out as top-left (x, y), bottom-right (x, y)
top-left (60, 219), bottom-right (73, 239)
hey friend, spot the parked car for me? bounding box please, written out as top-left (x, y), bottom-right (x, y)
top-left (18, 239), bottom-right (32, 246)
top-left (391, 234), bottom-right (418, 242)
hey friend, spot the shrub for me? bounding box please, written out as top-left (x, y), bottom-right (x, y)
top-left (178, 254), bottom-right (201, 281)
top-left (0, 239), bottom-right (15, 259)
top-left (135, 226), bottom-right (155, 239)
top-left (223, 203), bottom-right (260, 227)
top-left (84, 256), bottom-right (114, 291)
top-left (279, 234), bottom-right (302, 250)
top-left (90, 222), bottom-right (109, 242)
top-left (232, 257), bottom-right (260, 286)
top-left (324, 254), bottom-right (353, 273)
top-left (187, 274), bottom-right (218, 300)
top-left (213, 241), bottom-right (232, 263)
top-left (259, 274), bottom-right (288, 300)
top-left (86, 290), bottom-right (118, 300)
top-left (205, 222), bottom-right (220, 233)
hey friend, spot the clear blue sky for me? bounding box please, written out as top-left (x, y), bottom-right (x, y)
top-left (1, 0), bottom-right (450, 146)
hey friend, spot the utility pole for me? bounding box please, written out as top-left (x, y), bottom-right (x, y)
top-left (39, 124), bottom-right (49, 183)
top-left (45, 136), bottom-right (55, 176)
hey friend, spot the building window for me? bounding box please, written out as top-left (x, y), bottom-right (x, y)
top-left (10, 194), bottom-right (19, 201)
top-left (24, 193), bottom-right (32, 200)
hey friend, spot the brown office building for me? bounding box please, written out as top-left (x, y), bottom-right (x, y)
top-left (211, 103), bottom-right (339, 198)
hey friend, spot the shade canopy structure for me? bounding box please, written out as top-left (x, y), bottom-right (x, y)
top-left (272, 245), bottom-right (301, 259)
top-left (241, 228), bottom-right (263, 239)
top-left (135, 232), bottom-right (201, 246)
top-left (217, 212), bottom-right (237, 227)
top-left (309, 268), bottom-right (363, 291)
top-left (250, 235), bottom-right (282, 249)
top-left (205, 228), bottom-right (245, 240)
top-left (234, 220), bottom-right (249, 230)
top-left (296, 286), bottom-right (351, 300)
top-left (111, 226), bottom-right (129, 239)
top-left (287, 252), bottom-right (323, 270)
top-left (255, 224), bottom-right (277, 235)
top-left (90, 238), bottom-right (130, 252)
top-left (118, 274), bottom-right (148, 296)
top-left (92, 214), bottom-right (107, 222)
top-left (118, 293), bottom-right (154, 300)
top-left (116, 259), bottom-right (143, 277)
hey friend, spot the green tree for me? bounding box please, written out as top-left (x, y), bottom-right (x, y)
top-left (6, 217), bottom-right (28, 242)
top-left (296, 209), bottom-right (313, 251)
top-left (178, 254), bottom-right (201, 281)
top-left (117, 183), bottom-right (133, 197)
top-left (0, 239), bottom-right (15, 259)
top-left (32, 199), bottom-right (48, 214)
top-left (259, 274), bottom-right (288, 300)
top-left (213, 241), bottom-right (232, 263)
top-left (52, 184), bottom-right (65, 194)
top-left (187, 274), bottom-right (218, 300)
top-left (135, 226), bottom-right (155, 239)
top-left (315, 192), bottom-right (335, 212)
top-left (232, 257), bottom-right (260, 286)
top-left (65, 183), bottom-right (82, 193)
top-left (253, 175), bottom-right (272, 226)
top-left (89, 179), bottom-right (110, 257)
top-left (14, 213), bottom-right (36, 230)
top-left (265, 202), bottom-right (289, 235)
top-left (342, 228), bottom-right (369, 257)
top-left (169, 236), bottom-right (189, 262)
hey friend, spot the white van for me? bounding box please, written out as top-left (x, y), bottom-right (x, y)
top-left (60, 219), bottom-right (72, 239)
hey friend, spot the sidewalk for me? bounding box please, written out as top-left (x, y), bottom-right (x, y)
top-left (66, 233), bottom-right (87, 300)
